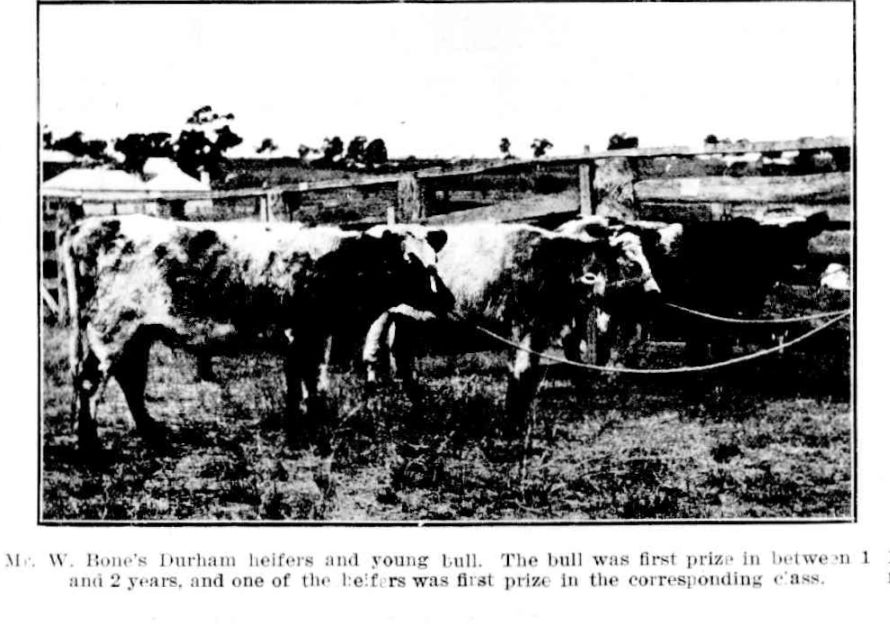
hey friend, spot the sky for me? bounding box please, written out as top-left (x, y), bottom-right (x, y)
top-left (39, 2), bottom-right (854, 159)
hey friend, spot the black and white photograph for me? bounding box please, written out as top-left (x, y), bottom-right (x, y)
top-left (37, 1), bottom-right (854, 523)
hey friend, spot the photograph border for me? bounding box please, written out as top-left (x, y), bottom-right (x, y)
top-left (35, 0), bottom-right (858, 527)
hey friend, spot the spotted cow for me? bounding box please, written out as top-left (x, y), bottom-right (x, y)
top-left (61, 215), bottom-right (449, 455)
top-left (361, 221), bottom-right (660, 429)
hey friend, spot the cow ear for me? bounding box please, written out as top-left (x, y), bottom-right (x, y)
top-left (582, 221), bottom-right (612, 239)
top-left (804, 210), bottom-right (829, 234)
top-left (425, 229), bottom-right (448, 253)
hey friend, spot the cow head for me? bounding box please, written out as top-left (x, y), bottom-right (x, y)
top-left (568, 221), bottom-right (661, 304)
top-left (606, 230), bottom-right (661, 295)
top-left (768, 211), bottom-right (831, 271)
top-left (363, 225), bottom-right (452, 314)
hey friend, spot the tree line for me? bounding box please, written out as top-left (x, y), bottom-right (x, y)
top-left (44, 106), bottom-right (243, 182)
top-left (496, 133), bottom-right (640, 160)
top-left (44, 106), bottom-right (393, 183)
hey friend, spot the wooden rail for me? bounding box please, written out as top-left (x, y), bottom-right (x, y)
top-left (40, 136), bottom-right (851, 321)
top-left (415, 136), bottom-right (851, 181)
top-left (42, 137), bottom-right (850, 204)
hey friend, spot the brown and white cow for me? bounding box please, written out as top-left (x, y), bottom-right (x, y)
top-left (61, 215), bottom-right (448, 455)
top-left (361, 221), bottom-right (660, 430)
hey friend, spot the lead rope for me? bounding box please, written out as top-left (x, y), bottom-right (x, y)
top-left (450, 309), bottom-right (850, 375)
top-left (663, 302), bottom-right (849, 325)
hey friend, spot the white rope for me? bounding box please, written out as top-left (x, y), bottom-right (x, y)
top-left (663, 302), bottom-right (850, 325)
top-left (456, 310), bottom-right (850, 375)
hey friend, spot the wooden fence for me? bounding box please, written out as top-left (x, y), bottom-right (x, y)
top-left (40, 136), bottom-right (851, 321)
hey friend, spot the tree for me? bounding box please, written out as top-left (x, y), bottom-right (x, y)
top-left (173, 106), bottom-right (243, 181)
top-left (186, 105), bottom-right (235, 125)
top-left (321, 136), bottom-right (344, 164)
top-left (52, 131), bottom-right (108, 160)
top-left (256, 138), bottom-right (279, 155)
top-left (531, 138), bottom-right (553, 158)
top-left (607, 133), bottom-right (639, 150)
top-left (114, 132), bottom-right (173, 173)
top-left (346, 136), bottom-right (368, 164)
top-left (174, 130), bottom-right (215, 180)
top-left (298, 144), bottom-right (314, 163)
top-left (704, 134), bottom-right (718, 146)
top-left (365, 138), bottom-right (388, 167)
top-left (499, 137), bottom-right (512, 159)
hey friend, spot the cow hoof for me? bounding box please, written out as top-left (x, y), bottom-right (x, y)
top-left (286, 423), bottom-right (313, 449)
top-left (399, 379), bottom-right (422, 401)
top-left (495, 416), bottom-right (527, 440)
top-left (195, 370), bottom-right (219, 383)
top-left (138, 421), bottom-right (170, 452)
top-left (77, 439), bottom-right (107, 467)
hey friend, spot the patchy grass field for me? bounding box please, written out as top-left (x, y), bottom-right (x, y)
top-left (41, 293), bottom-right (851, 521)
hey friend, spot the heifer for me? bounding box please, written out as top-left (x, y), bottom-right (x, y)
top-left (61, 215), bottom-right (448, 455)
top-left (361, 221), bottom-right (659, 430)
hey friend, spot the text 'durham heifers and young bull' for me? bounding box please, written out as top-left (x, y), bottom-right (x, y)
top-left (61, 215), bottom-right (449, 457)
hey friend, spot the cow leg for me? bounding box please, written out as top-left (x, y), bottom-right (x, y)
top-left (195, 353), bottom-right (217, 382)
top-left (363, 307), bottom-right (425, 386)
top-left (622, 320), bottom-right (646, 367)
top-left (301, 334), bottom-right (336, 453)
top-left (389, 318), bottom-right (419, 388)
top-left (284, 339), bottom-right (305, 425)
top-left (561, 305), bottom-right (589, 362)
top-left (363, 311), bottom-right (393, 384)
top-left (112, 327), bottom-right (166, 449)
top-left (71, 347), bottom-right (109, 458)
top-left (284, 331), bottom-right (333, 450)
top-left (593, 311), bottom-right (620, 371)
top-left (560, 311), bottom-right (590, 392)
top-left (560, 321), bottom-right (582, 362)
top-left (504, 331), bottom-right (544, 436)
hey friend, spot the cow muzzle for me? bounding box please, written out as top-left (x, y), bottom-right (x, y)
top-left (643, 273), bottom-right (661, 294)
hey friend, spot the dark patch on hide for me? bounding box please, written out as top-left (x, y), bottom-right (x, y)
top-left (155, 228), bottom-right (297, 333)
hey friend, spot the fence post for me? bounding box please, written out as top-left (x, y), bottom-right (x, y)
top-left (593, 157), bottom-right (638, 220)
top-left (579, 163), bottom-right (593, 216)
top-left (40, 197), bottom-right (66, 324)
top-left (69, 196), bottom-right (84, 222)
top-left (286, 188), bottom-right (304, 222)
top-left (264, 190), bottom-right (278, 222)
top-left (397, 174), bottom-right (425, 222)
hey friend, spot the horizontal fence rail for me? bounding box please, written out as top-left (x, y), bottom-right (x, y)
top-left (41, 137), bottom-right (851, 202)
top-left (40, 136), bottom-right (851, 321)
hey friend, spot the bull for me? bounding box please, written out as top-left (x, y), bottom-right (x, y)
top-left (583, 212), bottom-right (831, 366)
top-left (61, 215), bottom-right (449, 455)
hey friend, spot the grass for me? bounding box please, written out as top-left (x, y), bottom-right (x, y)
top-left (41, 284), bottom-right (852, 521)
